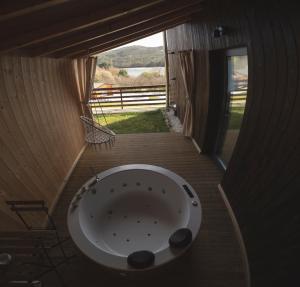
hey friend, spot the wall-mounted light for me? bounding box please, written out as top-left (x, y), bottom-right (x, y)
top-left (169, 102), bottom-right (177, 116)
top-left (213, 26), bottom-right (226, 38)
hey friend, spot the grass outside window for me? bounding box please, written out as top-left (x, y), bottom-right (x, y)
top-left (94, 109), bottom-right (169, 134)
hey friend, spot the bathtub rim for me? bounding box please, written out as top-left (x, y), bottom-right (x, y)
top-left (67, 164), bottom-right (202, 271)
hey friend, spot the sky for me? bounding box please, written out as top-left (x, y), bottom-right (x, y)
top-left (112, 32), bottom-right (163, 50)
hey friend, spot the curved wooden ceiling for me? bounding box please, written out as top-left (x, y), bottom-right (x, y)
top-left (0, 0), bottom-right (204, 58)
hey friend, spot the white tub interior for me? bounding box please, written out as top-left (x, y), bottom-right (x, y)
top-left (80, 169), bottom-right (189, 256)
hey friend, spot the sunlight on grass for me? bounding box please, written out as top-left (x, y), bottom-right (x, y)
top-left (94, 109), bottom-right (169, 134)
top-left (228, 106), bottom-right (245, 129)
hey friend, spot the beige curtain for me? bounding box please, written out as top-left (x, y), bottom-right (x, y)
top-left (72, 57), bottom-right (97, 118)
top-left (179, 50), bottom-right (195, 137)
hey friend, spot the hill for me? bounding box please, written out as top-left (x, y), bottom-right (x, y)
top-left (97, 45), bottom-right (165, 68)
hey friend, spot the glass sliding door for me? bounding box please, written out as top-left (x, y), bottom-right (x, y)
top-left (216, 48), bottom-right (248, 168)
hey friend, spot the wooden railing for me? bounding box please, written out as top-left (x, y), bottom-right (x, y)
top-left (91, 85), bottom-right (166, 110)
top-left (230, 91), bottom-right (247, 104)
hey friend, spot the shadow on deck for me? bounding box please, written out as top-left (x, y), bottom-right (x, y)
top-left (46, 132), bottom-right (246, 287)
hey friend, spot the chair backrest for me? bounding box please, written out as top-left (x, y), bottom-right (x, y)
top-left (6, 201), bottom-right (55, 231)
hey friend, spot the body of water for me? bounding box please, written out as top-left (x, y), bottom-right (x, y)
top-left (125, 67), bottom-right (165, 77)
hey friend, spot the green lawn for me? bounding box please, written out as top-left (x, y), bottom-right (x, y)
top-left (228, 106), bottom-right (245, 129)
top-left (94, 109), bottom-right (169, 134)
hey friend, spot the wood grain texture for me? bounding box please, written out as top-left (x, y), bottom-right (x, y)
top-left (166, 1), bottom-right (300, 285)
top-left (54, 14), bottom-right (195, 58)
top-left (48, 132), bottom-right (246, 287)
top-left (0, 0), bottom-right (204, 56)
top-left (0, 0), bottom-right (156, 52)
top-left (0, 1), bottom-right (68, 21)
top-left (0, 55), bottom-right (85, 230)
top-left (22, 0), bottom-right (203, 57)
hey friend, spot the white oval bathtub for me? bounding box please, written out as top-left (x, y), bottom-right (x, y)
top-left (67, 164), bottom-right (202, 271)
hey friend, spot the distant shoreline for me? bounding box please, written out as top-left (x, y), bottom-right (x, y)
top-left (114, 65), bottom-right (165, 69)
top-left (125, 67), bottom-right (165, 77)
top-left (94, 66), bottom-right (165, 86)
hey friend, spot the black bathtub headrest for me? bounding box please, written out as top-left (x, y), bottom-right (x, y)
top-left (169, 228), bottom-right (193, 248)
top-left (127, 250), bottom-right (155, 269)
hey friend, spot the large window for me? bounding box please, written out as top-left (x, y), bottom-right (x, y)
top-left (216, 48), bottom-right (248, 168)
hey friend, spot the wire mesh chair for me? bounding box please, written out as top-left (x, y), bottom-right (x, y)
top-left (80, 116), bottom-right (115, 144)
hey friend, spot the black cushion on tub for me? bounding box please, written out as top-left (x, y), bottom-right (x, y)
top-left (127, 250), bottom-right (155, 269)
top-left (169, 228), bottom-right (192, 248)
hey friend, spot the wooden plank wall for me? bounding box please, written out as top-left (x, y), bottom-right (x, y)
top-left (0, 55), bottom-right (85, 230)
top-left (166, 1), bottom-right (300, 286)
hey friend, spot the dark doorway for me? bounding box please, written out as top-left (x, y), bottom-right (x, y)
top-left (215, 47), bottom-right (248, 168)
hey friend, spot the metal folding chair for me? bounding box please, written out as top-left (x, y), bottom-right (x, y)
top-left (4, 200), bottom-right (75, 286)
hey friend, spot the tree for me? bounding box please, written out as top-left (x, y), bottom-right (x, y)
top-left (118, 69), bottom-right (129, 77)
top-left (98, 62), bottom-right (111, 69)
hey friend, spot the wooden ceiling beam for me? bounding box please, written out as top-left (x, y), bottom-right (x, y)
top-left (0, 0), bottom-right (162, 53)
top-left (50, 5), bottom-right (201, 58)
top-left (68, 16), bottom-right (190, 58)
top-left (22, 0), bottom-right (203, 57)
top-left (91, 21), bottom-right (188, 56)
top-left (79, 20), bottom-right (187, 57)
top-left (0, 1), bottom-right (69, 21)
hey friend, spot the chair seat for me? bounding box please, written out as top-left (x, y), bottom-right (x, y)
top-left (80, 116), bottom-right (115, 144)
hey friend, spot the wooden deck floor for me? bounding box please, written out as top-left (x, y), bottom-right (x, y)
top-left (48, 133), bottom-right (246, 287)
